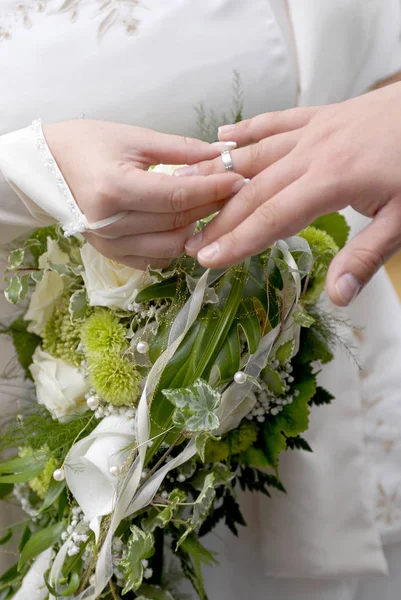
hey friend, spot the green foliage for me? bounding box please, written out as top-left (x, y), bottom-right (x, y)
top-left (199, 489), bottom-right (246, 538)
top-left (261, 376), bottom-right (316, 470)
top-left (176, 534), bottom-right (217, 600)
top-left (204, 421), bottom-right (258, 463)
top-left (120, 525), bottom-right (155, 594)
top-left (309, 386), bottom-right (335, 406)
top-left (42, 294), bottom-right (83, 366)
top-left (18, 521), bottom-right (65, 570)
top-left (238, 466), bottom-right (286, 496)
top-left (298, 226), bottom-right (339, 302)
top-left (177, 474), bottom-right (216, 548)
top-left (136, 585), bottom-right (176, 600)
top-left (0, 409), bottom-right (97, 462)
top-left (88, 353), bottom-right (141, 406)
top-left (311, 212), bottom-right (350, 249)
top-left (7, 317), bottom-right (41, 379)
top-left (285, 436), bottom-right (313, 453)
top-left (18, 448), bottom-right (58, 499)
top-left (163, 380), bottom-right (221, 434)
top-left (142, 490), bottom-right (186, 534)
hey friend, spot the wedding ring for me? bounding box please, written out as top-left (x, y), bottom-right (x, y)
top-left (221, 149), bottom-right (235, 172)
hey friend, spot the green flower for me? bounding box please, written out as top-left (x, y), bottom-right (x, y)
top-left (205, 421), bottom-right (258, 463)
top-left (42, 294), bottom-right (83, 366)
top-left (88, 354), bottom-right (141, 406)
top-left (19, 447), bottom-right (58, 500)
top-left (298, 226), bottom-right (339, 302)
top-left (81, 309), bottom-right (127, 359)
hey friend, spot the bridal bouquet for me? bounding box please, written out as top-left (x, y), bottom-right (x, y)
top-left (0, 170), bottom-right (349, 599)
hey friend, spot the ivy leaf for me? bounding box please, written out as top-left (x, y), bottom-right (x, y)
top-left (5, 276), bottom-right (23, 304)
top-left (262, 376), bottom-right (316, 470)
top-left (311, 212), bottom-right (350, 249)
top-left (120, 525), bottom-right (155, 595)
top-left (162, 379), bottom-right (221, 433)
top-left (8, 317), bottom-right (41, 379)
top-left (69, 288), bottom-right (87, 321)
top-left (275, 339), bottom-right (295, 364)
top-left (293, 306), bottom-right (315, 328)
top-left (142, 488), bottom-right (186, 534)
top-left (18, 522), bottom-right (65, 570)
top-left (177, 474), bottom-right (216, 548)
top-left (8, 248), bottom-right (25, 269)
top-left (261, 364), bottom-right (285, 396)
top-left (136, 584), bottom-right (176, 600)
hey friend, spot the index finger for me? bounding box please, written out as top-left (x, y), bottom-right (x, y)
top-left (196, 176), bottom-right (343, 268)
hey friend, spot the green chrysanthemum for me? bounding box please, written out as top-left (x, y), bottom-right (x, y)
top-left (298, 226), bottom-right (339, 302)
top-left (205, 421), bottom-right (259, 463)
top-left (81, 309), bottom-right (128, 359)
top-left (88, 354), bottom-right (141, 406)
top-left (19, 447), bottom-right (58, 500)
top-left (42, 294), bottom-right (83, 366)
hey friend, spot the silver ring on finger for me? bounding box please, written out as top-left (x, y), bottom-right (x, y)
top-left (221, 149), bottom-right (235, 173)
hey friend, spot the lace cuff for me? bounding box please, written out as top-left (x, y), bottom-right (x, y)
top-left (0, 120), bottom-right (125, 237)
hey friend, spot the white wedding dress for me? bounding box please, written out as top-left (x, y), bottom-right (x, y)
top-left (2, 1), bottom-right (401, 598)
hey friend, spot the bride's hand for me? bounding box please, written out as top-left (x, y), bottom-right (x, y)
top-left (179, 83), bottom-right (401, 306)
top-left (43, 120), bottom-right (242, 269)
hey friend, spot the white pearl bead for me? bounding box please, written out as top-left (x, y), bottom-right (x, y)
top-left (86, 396), bottom-right (100, 410)
top-left (136, 341), bottom-right (149, 354)
top-left (53, 468), bottom-right (65, 482)
top-left (234, 371), bottom-right (247, 385)
top-left (109, 466), bottom-right (120, 477)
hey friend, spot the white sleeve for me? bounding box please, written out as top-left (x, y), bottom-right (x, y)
top-left (0, 120), bottom-right (87, 243)
top-left (0, 120), bottom-right (126, 244)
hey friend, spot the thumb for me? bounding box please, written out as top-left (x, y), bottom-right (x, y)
top-left (326, 206), bottom-right (401, 306)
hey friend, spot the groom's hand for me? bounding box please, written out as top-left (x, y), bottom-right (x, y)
top-left (44, 120), bottom-right (243, 270)
top-left (178, 83), bottom-right (401, 306)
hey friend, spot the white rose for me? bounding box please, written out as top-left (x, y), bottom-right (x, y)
top-left (13, 548), bottom-right (52, 600)
top-left (80, 243), bottom-right (154, 311)
top-left (24, 237), bottom-right (69, 335)
top-left (30, 347), bottom-right (89, 422)
top-left (65, 415), bottom-right (136, 536)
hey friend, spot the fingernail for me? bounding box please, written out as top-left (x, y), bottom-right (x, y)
top-left (232, 178), bottom-right (250, 194)
top-left (185, 230), bottom-right (203, 253)
top-left (335, 273), bottom-right (361, 306)
top-left (211, 141), bottom-right (237, 150)
top-left (174, 165), bottom-right (198, 177)
top-left (218, 124), bottom-right (235, 137)
top-left (198, 242), bottom-right (220, 263)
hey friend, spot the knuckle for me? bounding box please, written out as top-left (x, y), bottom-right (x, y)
top-left (172, 210), bottom-right (188, 230)
top-left (256, 201), bottom-right (278, 231)
top-left (249, 141), bottom-right (265, 165)
top-left (169, 187), bottom-right (188, 213)
top-left (353, 246), bottom-right (384, 275)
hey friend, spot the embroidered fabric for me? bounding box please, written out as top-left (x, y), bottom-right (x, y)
top-left (32, 119), bottom-right (126, 237)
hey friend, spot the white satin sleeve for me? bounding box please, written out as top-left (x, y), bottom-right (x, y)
top-left (0, 120), bottom-right (125, 243)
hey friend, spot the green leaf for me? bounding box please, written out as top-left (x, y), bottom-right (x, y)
top-left (178, 534), bottom-right (217, 599)
top-left (275, 339), bottom-right (295, 364)
top-left (8, 317), bottom-right (41, 378)
top-left (177, 474), bottom-right (216, 548)
top-left (19, 525), bottom-right (31, 553)
top-left (19, 274), bottom-right (30, 301)
top-left (69, 288), bottom-right (87, 321)
top-left (0, 483), bottom-right (13, 499)
top-left (261, 364), bottom-right (285, 396)
top-left (18, 521), bottom-right (65, 570)
top-left (135, 278), bottom-right (180, 303)
top-left (0, 563), bottom-right (20, 586)
top-left (262, 376), bottom-right (316, 469)
top-left (136, 585), bottom-right (176, 600)
top-left (293, 306), bottom-right (315, 328)
top-left (40, 479), bottom-right (65, 512)
top-left (0, 463), bottom-right (46, 484)
top-left (0, 530), bottom-right (12, 546)
top-left (162, 379), bottom-right (221, 433)
top-left (285, 435), bottom-right (313, 452)
top-left (4, 276), bottom-right (23, 304)
top-left (195, 432), bottom-right (213, 462)
top-left (120, 526), bottom-right (155, 595)
top-left (309, 386), bottom-right (335, 406)
top-left (311, 212), bottom-right (350, 249)
top-left (8, 249), bottom-right (25, 269)
top-left (242, 446), bottom-right (272, 468)
top-left (142, 507), bottom-right (174, 534)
